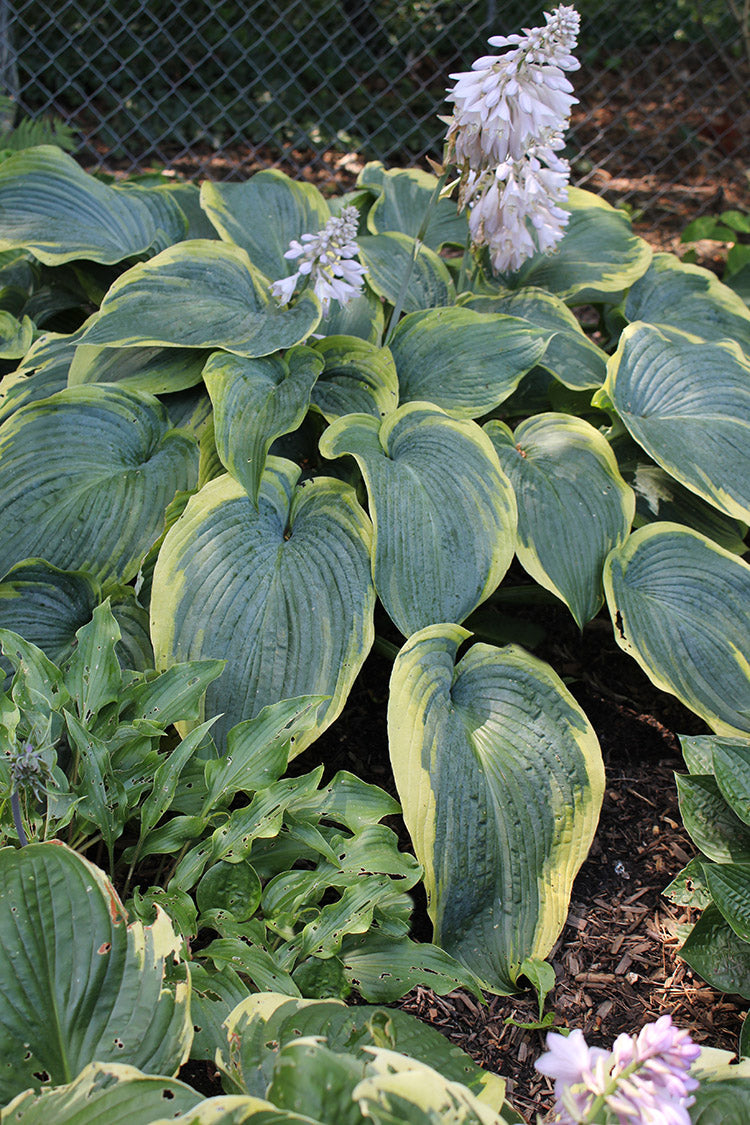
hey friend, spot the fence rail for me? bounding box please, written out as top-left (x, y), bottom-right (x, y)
top-left (2, 0), bottom-right (748, 231)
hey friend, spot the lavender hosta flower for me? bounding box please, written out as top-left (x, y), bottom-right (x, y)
top-left (270, 204), bottom-right (367, 317)
top-left (535, 1016), bottom-right (701, 1124)
top-left (462, 142), bottom-right (571, 273)
top-left (445, 5), bottom-right (580, 170)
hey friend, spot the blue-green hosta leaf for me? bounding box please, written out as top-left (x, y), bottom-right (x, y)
top-left (115, 182), bottom-right (188, 255)
top-left (604, 523), bottom-right (750, 735)
top-left (320, 405), bottom-right (517, 636)
top-left (504, 188), bottom-right (652, 303)
top-left (680, 903), bottom-right (750, 1000)
top-left (595, 323), bottom-right (750, 523)
top-left (319, 287), bottom-right (384, 344)
top-left (703, 863), bottom-right (750, 942)
top-left (0, 327), bottom-right (87, 424)
top-left (150, 461), bottom-right (375, 753)
top-left (0, 308), bottom-right (33, 358)
top-left (0, 561), bottom-right (99, 665)
top-left (624, 252), bottom-right (750, 354)
top-left (68, 343), bottom-right (210, 394)
top-left (485, 414), bottom-right (635, 627)
top-left (365, 166), bottom-right (469, 250)
top-left (0, 843), bottom-right (191, 1103)
top-left (628, 463), bottom-right (747, 555)
top-left (0, 146), bottom-right (166, 265)
top-left (203, 347), bottom-right (323, 504)
top-left (388, 625), bottom-right (604, 992)
top-left (676, 774), bottom-right (750, 863)
top-left (388, 307), bottom-right (550, 418)
top-left (79, 240), bottom-right (321, 358)
top-left (0, 385), bottom-right (198, 584)
top-left (310, 336), bottom-right (398, 422)
top-left (0, 1062), bottom-right (203, 1124)
top-left (358, 232), bottom-right (455, 313)
top-left (461, 288), bottom-right (608, 390)
top-left (690, 1077), bottom-right (750, 1124)
top-left (200, 171), bottom-right (330, 281)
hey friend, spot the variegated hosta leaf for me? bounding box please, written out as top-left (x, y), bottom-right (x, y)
top-left (203, 346), bottom-right (323, 503)
top-left (604, 522), bottom-right (750, 735)
top-left (150, 460), bottom-right (375, 752)
top-left (363, 164), bottom-right (469, 250)
top-left (506, 188), bottom-right (652, 304)
top-left (0, 309), bottom-right (34, 359)
top-left (115, 182), bottom-right (188, 255)
top-left (0, 561), bottom-right (151, 671)
top-left (595, 322), bottom-right (750, 522)
top-left (0, 327), bottom-right (88, 424)
top-left (388, 307), bottom-right (550, 418)
top-left (79, 240), bottom-right (321, 358)
top-left (320, 405), bottom-right (517, 636)
top-left (357, 232), bottom-right (455, 313)
top-left (461, 288), bottom-right (608, 390)
top-left (0, 145), bottom-right (167, 264)
top-left (485, 414), bottom-right (635, 627)
top-left (0, 843), bottom-right (192, 1103)
top-left (200, 170), bottom-right (331, 281)
top-left (318, 287), bottom-right (384, 344)
top-left (628, 463), bottom-right (748, 555)
top-left (388, 625), bottom-right (604, 992)
top-left (310, 335), bottom-right (398, 422)
top-left (624, 252), bottom-right (750, 354)
top-left (0, 1063), bottom-right (203, 1124)
top-left (0, 385), bottom-right (198, 584)
top-left (68, 343), bottom-right (210, 394)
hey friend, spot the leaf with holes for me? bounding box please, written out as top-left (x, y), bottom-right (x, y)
top-left (0, 842), bottom-right (191, 1103)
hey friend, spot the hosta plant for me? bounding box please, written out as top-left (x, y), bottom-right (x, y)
top-left (0, 2), bottom-right (748, 1001)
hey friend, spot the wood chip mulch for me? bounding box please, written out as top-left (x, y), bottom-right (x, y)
top-left (400, 739), bottom-right (745, 1123)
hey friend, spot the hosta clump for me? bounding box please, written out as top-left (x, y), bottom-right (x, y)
top-left (665, 734), bottom-right (750, 1055)
top-left (0, 4), bottom-right (747, 995)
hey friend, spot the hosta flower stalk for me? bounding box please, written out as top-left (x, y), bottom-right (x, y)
top-left (444, 5), bottom-right (580, 273)
top-left (271, 204), bottom-right (367, 316)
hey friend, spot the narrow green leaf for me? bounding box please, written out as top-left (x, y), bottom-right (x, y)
top-left (680, 903), bottom-right (750, 999)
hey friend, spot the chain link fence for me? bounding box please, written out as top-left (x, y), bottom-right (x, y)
top-left (2, 0), bottom-right (748, 232)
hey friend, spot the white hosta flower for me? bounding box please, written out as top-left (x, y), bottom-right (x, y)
top-left (445, 5), bottom-right (580, 169)
top-left (271, 205), bottom-right (367, 317)
top-left (464, 141), bottom-right (571, 273)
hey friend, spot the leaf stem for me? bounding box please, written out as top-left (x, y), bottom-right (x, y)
top-left (11, 790), bottom-right (28, 846)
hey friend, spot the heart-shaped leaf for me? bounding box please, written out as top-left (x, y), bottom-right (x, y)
top-left (203, 347), bottom-right (322, 504)
top-left (595, 323), bottom-right (750, 522)
top-left (68, 344), bottom-right (210, 394)
top-left (604, 523), bottom-right (750, 735)
top-left (388, 625), bottom-right (604, 992)
top-left (320, 405), bottom-right (517, 636)
top-left (80, 240), bottom-right (321, 358)
top-left (388, 307), bottom-right (550, 418)
top-left (486, 414), bottom-right (634, 626)
top-left (0, 384), bottom-right (198, 583)
top-left (200, 171), bottom-right (331, 280)
top-left (364, 165), bottom-right (468, 250)
top-left (0, 842), bottom-right (191, 1102)
top-left (358, 233), bottom-right (455, 313)
top-left (310, 336), bottom-right (398, 422)
top-left (151, 461), bottom-right (375, 752)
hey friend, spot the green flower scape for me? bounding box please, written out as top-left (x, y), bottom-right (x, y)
top-left (0, 23), bottom-right (749, 1121)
